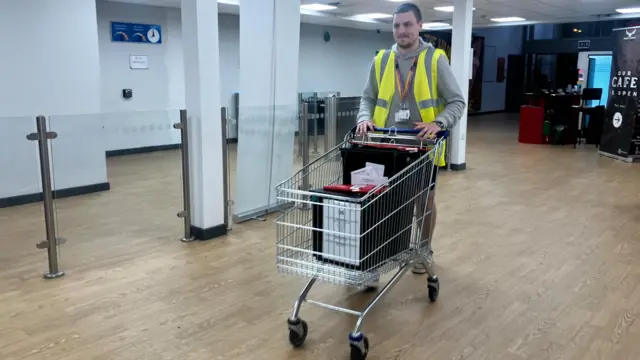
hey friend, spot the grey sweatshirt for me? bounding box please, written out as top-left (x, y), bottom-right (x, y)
top-left (356, 39), bottom-right (466, 130)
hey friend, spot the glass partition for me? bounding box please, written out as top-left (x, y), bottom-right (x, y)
top-left (47, 110), bottom-right (183, 271)
top-left (0, 116), bottom-right (48, 277)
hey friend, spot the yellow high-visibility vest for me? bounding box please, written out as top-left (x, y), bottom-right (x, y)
top-left (372, 46), bottom-right (447, 166)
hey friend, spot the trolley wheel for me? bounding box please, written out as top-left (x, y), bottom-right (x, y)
top-left (427, 276), bottom-right (439, 302)
top-left (349, 333), bottom-right (369, 360)
top-left (287, 318), bottom-right (308, 348)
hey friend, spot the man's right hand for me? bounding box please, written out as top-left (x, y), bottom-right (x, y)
top-left (356, 120), bottom-right (375, 135)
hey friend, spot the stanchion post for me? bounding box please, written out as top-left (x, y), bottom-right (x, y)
top-left (27, 115), bottom-right (65, 279)
top-left (221, 107), bottom-right (232, 231)
top-left (313, 108), bottom-right (318, 153)
top-left (173, 109), bottom-right (195, 242)
top-left (324, 96), bottom-right (337, 151)
top-left (297, 93), bottom-right (303, 157)
top-left (301, 103), bottom-right (311, 211)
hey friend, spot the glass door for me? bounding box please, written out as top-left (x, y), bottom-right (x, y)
top-left (586, 55), bottom-right (613, 107)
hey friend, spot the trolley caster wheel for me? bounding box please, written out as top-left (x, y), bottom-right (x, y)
top-left (287, 318), bottom-right (308, 348)
top-left (349, 333), bottom-right (369, 360)
top-left (427, 276), bottom-right (439, 302)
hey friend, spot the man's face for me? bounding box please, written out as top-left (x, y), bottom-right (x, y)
top-left (393, 11), bottom-right (421, 49)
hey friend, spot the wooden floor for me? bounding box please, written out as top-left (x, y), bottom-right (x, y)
top-left (1, 114), bottom-right (640, 360)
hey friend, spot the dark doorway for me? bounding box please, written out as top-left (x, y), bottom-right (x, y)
top-left (555, 53), bottom-right (579, 89)
top-left (505, 54), bottom-right (525, 112)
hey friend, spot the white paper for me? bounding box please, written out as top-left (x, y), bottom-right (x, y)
top-left (352, 173), bottom-right (388, 186)
top-left (322, 200), bottom-right (361, 265)
top-left (129, 55), bottom-right (148, 69)
top-left (351, 162), bottom-right (386, 186)
top-left (365, 162), bottom-right (385, 177)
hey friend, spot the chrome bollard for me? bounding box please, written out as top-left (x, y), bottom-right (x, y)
top-left (174, 109), bottom-right (196, 243)
top-left (27, 115), bottom-right (65, 279)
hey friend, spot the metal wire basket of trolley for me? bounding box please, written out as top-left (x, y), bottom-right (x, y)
top-left (275, 126), bottom-right (448, 359)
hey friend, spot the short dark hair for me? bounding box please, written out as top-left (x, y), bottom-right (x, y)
top-left (394, 3), bottom-right (422, 22)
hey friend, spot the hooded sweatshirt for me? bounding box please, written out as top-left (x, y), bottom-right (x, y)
top-left (356, 38), bottom-right (466, 130)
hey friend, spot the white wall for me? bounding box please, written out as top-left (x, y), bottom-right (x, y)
top-left (0, 0), bottom-right (102, 117)
top-left (0, 0), bottom-right (107, 200)
top-left (474, 26), bottom-right (524, 112)
top-left (95, 2), bottom-right (522, 149)
top-left (95, 1), bottom-right (394, 148)
top-left (96, 0), bottom-right (183, 151)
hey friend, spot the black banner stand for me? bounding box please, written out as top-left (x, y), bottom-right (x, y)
top-left (599, 26), bottom-right (640, 163)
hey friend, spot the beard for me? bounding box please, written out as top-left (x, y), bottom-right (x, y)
top-left (396, 36), bottom-right (417, 49)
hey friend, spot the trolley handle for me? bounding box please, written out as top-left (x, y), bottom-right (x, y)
top-left (372, 127), bottom-right (450, 139)
top-left (349, 125), bottom-right (449, 139)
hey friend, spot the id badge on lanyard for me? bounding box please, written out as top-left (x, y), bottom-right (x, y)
top-left (394, 57), bottom-right (418, 124)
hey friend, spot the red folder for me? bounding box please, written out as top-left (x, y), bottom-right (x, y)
top-left (323, 184), bottom-right (387, 195)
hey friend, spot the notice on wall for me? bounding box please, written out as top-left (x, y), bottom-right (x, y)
top-left (600, 26), bottom-right (639, 160)
top-left (111, 21), bottom-right (162, 44)
top-left (129, 55), bottom-right (148, 69)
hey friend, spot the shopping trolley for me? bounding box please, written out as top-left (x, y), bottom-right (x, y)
top-left (275, 126), bottom-right (448, 359)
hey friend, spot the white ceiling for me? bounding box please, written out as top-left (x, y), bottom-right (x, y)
top-left (106, 0), bottom-right (640, 31)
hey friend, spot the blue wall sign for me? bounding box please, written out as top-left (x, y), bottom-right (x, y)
top-left (111, 22), bottom-right (162, 44)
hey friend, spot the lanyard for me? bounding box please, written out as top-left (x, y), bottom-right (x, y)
top-left (395, 56), bottom-right (418, 102)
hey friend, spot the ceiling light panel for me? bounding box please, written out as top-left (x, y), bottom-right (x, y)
top-left (422, 22), bottom-right (451, 29)
top-left (300, 4), bottom-right (337, 11)
top-left (434, 6), bottom-right (476, 12)
top-left (490, 17), bottom-right (526, 22)
top-left (616, 7), bottom-right (640, 14)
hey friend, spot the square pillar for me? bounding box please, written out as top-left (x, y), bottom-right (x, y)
top-left (234, 0), bottom-right (301, 222)
top-left (449, 0), bottom-right (474, 170)
top-left (181, 0), bottom-right (226, 239)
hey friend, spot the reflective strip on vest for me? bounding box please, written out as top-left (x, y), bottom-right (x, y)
top-left (372, 46), bottom-right (449, 166)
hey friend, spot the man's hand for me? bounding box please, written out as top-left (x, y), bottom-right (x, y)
top-left (356, 120), bottom-right (375, 135)
top-left (414, 122), bottom-right (442, 140)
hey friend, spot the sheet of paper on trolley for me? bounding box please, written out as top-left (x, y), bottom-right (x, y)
top-left (351, 163), bottom-right (387, 186)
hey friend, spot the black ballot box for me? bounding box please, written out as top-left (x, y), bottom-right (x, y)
top-left (340, 142), bottom-right (431, 188)
top-left (340, 142), bottom-right (435, 210)
top-left (309, 185), bottom-right (414, 272)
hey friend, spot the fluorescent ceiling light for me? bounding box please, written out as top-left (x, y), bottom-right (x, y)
top-left (356, 13), bottom-right (392, 19)
top-left (491, 16), bottom-right (525, 22)
top-left (616, 7), bottom-right (640, 14)
top-left (434, 6), bottom-right (476, 12)
top-left (300, 4), bottom-right (337, 11)
top-left (422, 22), bottom-right (450, 29)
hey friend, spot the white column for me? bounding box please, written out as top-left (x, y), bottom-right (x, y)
top-left (235, 0), bottom-right (301, 222)
top-left (449, 0), bottom-right (474, 170)
top-left (181, 0), bottom-right (226, 238)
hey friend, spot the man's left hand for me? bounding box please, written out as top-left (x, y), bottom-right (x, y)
top-left (414, 122), bottom-right (442, 140)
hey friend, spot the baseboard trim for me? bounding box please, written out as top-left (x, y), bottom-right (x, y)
top-left (106, 144), bottom-right (180, 157)
top-left (190, 223), bottom-right (228, 240)
top-left (450, 163), bottom-right (467, 171)
top-left (468, 110), bottom-right (505, 117)
top-left (106, 140), bottom-right (239, 157)
top-left (0, 182), bottom-right (111, 208)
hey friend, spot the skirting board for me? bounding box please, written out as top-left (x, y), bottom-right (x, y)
top-left (468, 110), bottom-right (504, 116)
top-left (190, 223), bottom-right (228, 240)
top-left (106, 144), bottom-right (180, 157)
top-left (233, 202), bottom-right (293, 224)
top-left (0, 182), bottom-right (111, 208)
top-left (450, 163), bottom-right (466, 171)
top-left (106, 139), bottom-right (239, 157)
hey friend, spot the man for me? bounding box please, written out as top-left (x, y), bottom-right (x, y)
top-left (356, 2), bottom-right (466, 274)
